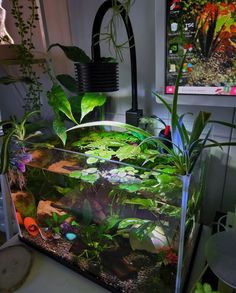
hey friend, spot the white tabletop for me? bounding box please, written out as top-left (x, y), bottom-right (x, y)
top-left (1, 235), bottom-right (110, 293)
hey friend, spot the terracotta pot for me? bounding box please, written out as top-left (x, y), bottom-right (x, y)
top-left (0, 44), bottom-right (19, 60)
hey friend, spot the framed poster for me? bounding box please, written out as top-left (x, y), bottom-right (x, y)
top-left (165, 0), bottom-right (236, 96)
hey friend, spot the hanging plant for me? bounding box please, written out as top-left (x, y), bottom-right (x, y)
top-left (9, 0), bottom-right (43, 113)
top-left (98, 0), bottom-right (136, 62)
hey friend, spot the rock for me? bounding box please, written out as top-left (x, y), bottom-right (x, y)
top-left (36, 200), bottom-right (66, 226)
top-left (90, 199), bottom-right (106, 223)
top-left (65, 232), bottom-right (77, 241)
top-left (47, 160), bottom-right (80, 174)
top-left (28, 149), bottom-right (52, 168)
top-left (60, 221), bottom-right (74, 235)
top-left (129, 226), bottom-right (168, 253)
top-left (11, 191), bottom-right (36, 219)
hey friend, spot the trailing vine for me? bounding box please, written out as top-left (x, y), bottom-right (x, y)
top-left (10, 0), bottom-right (43, 114)
top-left (99, 0), bottom-right (135, 62)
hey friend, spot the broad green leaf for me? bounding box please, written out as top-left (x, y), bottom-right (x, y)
top-left (69, 170), bottom-right (82, 178)
top-left (67, 120), bottom-right (152, 139)
top-left (68, 95), bottom-right (82, 114)
top-left (119, 184), bottom-right (141, 192)
top-left (80, 93), bottom-right (107, 122)
top-left (105, 215), bottom-right (121, 230)
top-left (56, 74), bottom-right (78, 93)
top-left (82, 199), bottom-right (93, 225)
top-left (48, 43), bottom-right (91, 63)
top-left (47, 84), bottom-right (78, 124)
top-left (53, 119), bottom-right (67, 145)
top-left (123, 198), bottom-right (156, 208)
top-left (132, 221), bottom-right (157, 240)
top-left (118, 218), bottom-right (148, 229)
top-left (81, 173), bottom-right (99, 184)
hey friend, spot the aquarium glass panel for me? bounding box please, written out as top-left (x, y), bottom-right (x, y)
top-left (9, 137), bottom-right (205, 293)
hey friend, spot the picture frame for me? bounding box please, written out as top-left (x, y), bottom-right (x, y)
top-left (165, 0), bottom-right (236, 96)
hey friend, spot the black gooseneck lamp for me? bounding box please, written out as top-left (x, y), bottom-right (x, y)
top-left (74, 0), bottom-right (143, 126)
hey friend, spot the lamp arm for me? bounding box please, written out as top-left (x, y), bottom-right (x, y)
top-left (91, 0), bottom-right (138, 112)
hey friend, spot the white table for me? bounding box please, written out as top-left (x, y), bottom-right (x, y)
top-left (1, 235), bottom-right (110, 293)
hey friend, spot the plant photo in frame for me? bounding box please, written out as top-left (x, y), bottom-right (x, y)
top-left (165, 0), bottom-right (236, 96)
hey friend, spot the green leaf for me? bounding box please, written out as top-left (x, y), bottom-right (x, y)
top-left (205, 142), bottom-right (236, 148)
top-left (172, 54), bottom-right (186, 134)
top-left (208, 120), bottom-right (236, 129)
top-left (56, 74), bottom-right (78, 93)
top-left (123, 198), bottom-right (156, 209)
top-left (81, 173), bottom-right (99, 184)
top-left (82, 199), bottom-right (93, 225)
top-left (189, 111), bottom-right (211, 146)
top-left (203, 283), bottom-right (212, 293)
top-left (0, 120), bottom-right (13, 128)
top-left (48, 43), bottom-right (91, 63)
top-left (118, 218), bottom-right (148, 229)
top-left (105, 215), bottom-right (121, 230)
top-left (52, 212), bottom-right (58, 223)
top-left (0, 128), bottom-right (17, 174)
top-left (69, 95), bottom-right (82, 114)
top-left (53, 119), bottom-right (67, 146)
top-left (47, 84), bottom-right (78, 125)
top-left (21, 110), bottom-right (40, 127)
top-left (80, 93), bottom-right (107, 122)
top-left (54, 186), bottom-right (72, 195)
top-left (69, 170), bottom-right (82, 178)
top-left (132, 221), bottom-right (157, 240)
top-left (67, 120), bottom-right (152, 139)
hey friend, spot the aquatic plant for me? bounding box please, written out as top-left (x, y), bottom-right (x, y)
top-left (76, 222), bottom-right (117, 261)
top-left (0, 110), bottom-right (41, 174)
top-left (45, 212), bottom-right (69, 234)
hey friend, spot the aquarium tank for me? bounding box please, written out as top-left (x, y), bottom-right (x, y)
top-left (8, 129), bottom-right (206, 293)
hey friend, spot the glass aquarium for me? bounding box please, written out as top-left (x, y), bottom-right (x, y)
top-left (8, 130), bottom-right (206, 293)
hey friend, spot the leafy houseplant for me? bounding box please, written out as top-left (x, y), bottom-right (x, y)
top-left (46, 43), bottom-right (109, 145)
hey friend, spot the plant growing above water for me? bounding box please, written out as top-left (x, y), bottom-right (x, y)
top-left (0, 110), bottom-right (41, 174)
top-left (65, 56), bottom-right (236, 175)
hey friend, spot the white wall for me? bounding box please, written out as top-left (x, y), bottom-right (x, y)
top-left (1, 0), bottom-right (236, 223)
